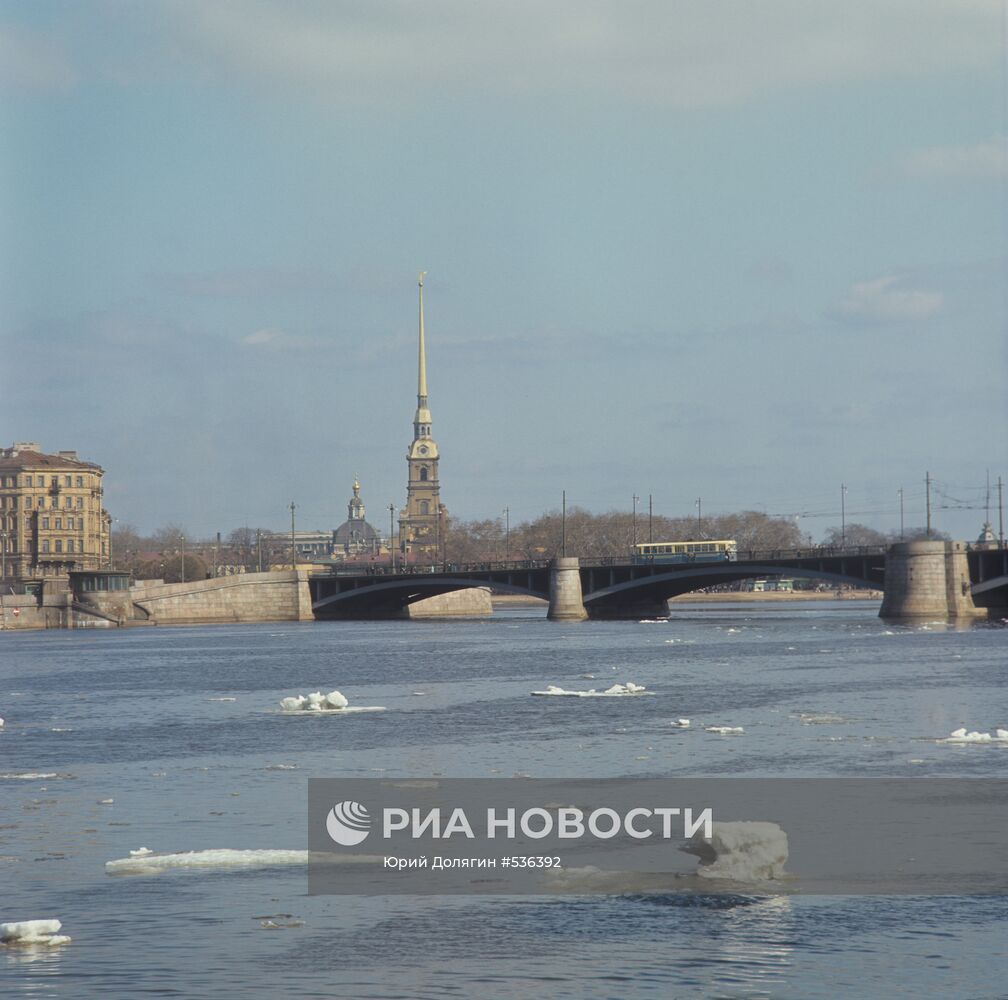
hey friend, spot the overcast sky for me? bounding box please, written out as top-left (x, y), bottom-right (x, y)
top-left (1, 1), bottom-right (1006, 540)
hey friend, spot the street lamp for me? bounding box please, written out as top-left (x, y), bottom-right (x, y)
top-left (695, 497), bottom-right (702, 538)
top-left (503, 506), bottom-right (510, 561)
top-left (389, 504), bottom-right (396, 571)
top-left (289, 501), bottom-right (297, 571)
top-left (648, 494), bottom-right (653, 544)
top-left (632, 494), bottom-right (639, 548)
top-left (897, 488), bottom-right (904, 541)
top-left (179, 534), bottom-right (186, 583)
top-left (561, 490), bottom-right (567, 558)
top-left (840, 484), bottom-right (847, 547)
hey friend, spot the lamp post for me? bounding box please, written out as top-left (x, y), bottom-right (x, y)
top-left (632, 494), bottom-right (639, 548)
top-left (695, 497), bottom-right (702, 538)
top-left (289, 501), bottom-right (297, 571)
top-left (179, 534), bottom-right (185, 584)
top-left (648, 494), bottom-right (653, 544)
top-left (840, 484), bottom-right (847, 547)
top-left (389, 504), bottom-right (396, 571)
top-left (561, 490), bottom-right (567, 558)
top-left (503, 506), bottom-right (510, 561)
top-left (897, 488), bottom-right (904, 541)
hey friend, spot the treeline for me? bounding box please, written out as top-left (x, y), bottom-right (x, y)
top-left (111, 511), bottom-right (942, 581)
top-left (442, 507), bottom-right (805, 563)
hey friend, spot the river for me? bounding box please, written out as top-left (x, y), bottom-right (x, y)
top-left (1, 602), bottom-right (1006, 998)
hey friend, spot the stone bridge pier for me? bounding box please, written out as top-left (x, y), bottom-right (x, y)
top-left (547, 557), bottom-right (588, 620)
top-left (879, 541), bottom-right (985, 620)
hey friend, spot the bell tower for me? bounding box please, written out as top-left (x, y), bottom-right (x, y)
top-left (399, 272), bottom-right (444, 563)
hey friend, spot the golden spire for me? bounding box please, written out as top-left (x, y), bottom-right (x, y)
top-left (417, 271), bottom-right (428, 406)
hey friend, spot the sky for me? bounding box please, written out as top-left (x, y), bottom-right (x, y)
top-left (1, 0), bottom-right (1006, 542)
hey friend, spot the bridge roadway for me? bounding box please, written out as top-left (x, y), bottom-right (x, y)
top-left (309, 544), bottom-right (1008, 620)
top-left (309, 547), bottom-right (899, 620)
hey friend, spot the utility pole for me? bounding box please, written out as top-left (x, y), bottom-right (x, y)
top-left (897, 488), bottom-right (904, 541)
top-left (632, 494), bottom-right (639, 548)
top-left (648, 494), bottom-right (653, 544)
top-left (925, 471), bottom-right (932, 538)
top-left (503, 506), bottom-right (510, 561)
top-left (840, 484), bottom-right (847, 547)
top-left (999, 476), bottom-right (1004, 546)
top-left (289, 502), bottom-right (297, 571)
top-left (389, 504), bottom-right (396, 571)
top-left (561, 490), bottom-right (567, 558)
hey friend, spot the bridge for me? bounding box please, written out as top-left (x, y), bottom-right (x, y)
top-left (309, 541), bottom-right (1008, 621)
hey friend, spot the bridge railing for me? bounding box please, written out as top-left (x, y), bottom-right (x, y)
top-left (317, 558), bottom-right (553, 577)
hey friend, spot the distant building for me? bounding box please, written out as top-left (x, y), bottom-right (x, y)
top-left (332, 479), bottom-right (382, 558)
top-left (398, 273), bottom-right (446, 563)
top-left (0, 442), bottom-right (111, 585)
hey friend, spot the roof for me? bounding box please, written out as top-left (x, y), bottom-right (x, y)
top-left (0, 448), bottom-right (102, 473)
top-left (333, 517), bottom-right (381, 544)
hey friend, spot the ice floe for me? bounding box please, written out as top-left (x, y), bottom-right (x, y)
top-left (797, 713), bottom-right (847, 725)
top-left (104, 848), bottom-right (379, 875)
top-left (670, 718), bottom-right (691, 728)
top-left (0, 772), bottom-right (72, 781)
top-left (937, 727), bottom-right (1008, 745)
top-left (682, 821), bottom-right (789, 882)
top-left (531, 682), bottom-right (653, 697)
top-left (279, 690), bottom-right (385, 713)
top-left (1, 920), bottom-right (70, 947)
top-left (704, 726), bottom-right (744, 735)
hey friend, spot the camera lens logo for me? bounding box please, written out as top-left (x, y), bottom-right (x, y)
top-left (325, 800), bottom-right (371, 846)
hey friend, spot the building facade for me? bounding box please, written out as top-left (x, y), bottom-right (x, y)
top-left (398, 273), bottom-right (446, 564)
top-left (0, 442), bottom-right (111, 584)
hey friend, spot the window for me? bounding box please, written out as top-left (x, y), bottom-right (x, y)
top-left (65, 496), bottom-right (72, 509)
top-left (64, 475), bottom-right (71, 487)
top-left (419, 467), bottom-right (428, 481)
top-left (25, 497), bottom-right (32, 509)
top-left (419, 501), bottom-right (430, 515)
top-left (23, 475), bottom-right (32, 487)
top-left (75, 476), bottom-right (83, 487)
top-left (66, 517), bottom-right (73, 529)
top-left (55, 539), bottom-right (62, 553)
top-left (76, 497), bottom-right (83, 508)
top-left (55, 518), bottom-right (62, 529)
top-left (42, 540), bottom-right (50, 553)
top-left (42, 517), bottom-right (50, 529)
top-left (67, 540), bottom-right (74, 554)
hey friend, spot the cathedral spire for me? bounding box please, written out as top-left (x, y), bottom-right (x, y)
top-left (417, 271), bottom-right (428, 407)
top-left (414, 271), bottom-right (432, 438)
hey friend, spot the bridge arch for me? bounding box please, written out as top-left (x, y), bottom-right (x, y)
top-left (583, 564), bottom-right (879, 615)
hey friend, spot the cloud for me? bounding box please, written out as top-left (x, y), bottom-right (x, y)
top-left (831, 275), bottom-right (943, 324)
top-left (239, 327), bottom-right (322, 349)
top-left (0, 21), bottom-right (77, 92)
top-left (902, 138), bottom-right (1008, 179)
top-left (19, 1), bottom-right (995, 108)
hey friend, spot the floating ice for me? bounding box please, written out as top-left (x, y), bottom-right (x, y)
top-left (208, 697), bottom-right (237, 702)
top-left (670, 718), bottom-right (691, 728)
top-left (682, 821), bottom-right (789, 882)
top-left (704, 726), bottom-right (744, 735)
top-left (0, 772), bottom-right (70, 781)
top-left (97, 798), bottom-right (114, 805)
top-left (638, 619), bottom-right (668, 624)
top-left (104, 848), bottom-right (378, 875)
top-left (0, 717), bottom-right (4, 727)
top-left (129, 847), bottom-right (153, 857)
top-left (797, 713), bottom-right (847, 725)
top-left (937, 727), bottom-right (1008, 745)
top-left (106, 848), bottom-right (311, 875)
top-left (279, 690), bottom-right (385, 714)
top-left (531, 682), bottom-right (652, 697)
top-left (1, 920), bottom-right (70, 947)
